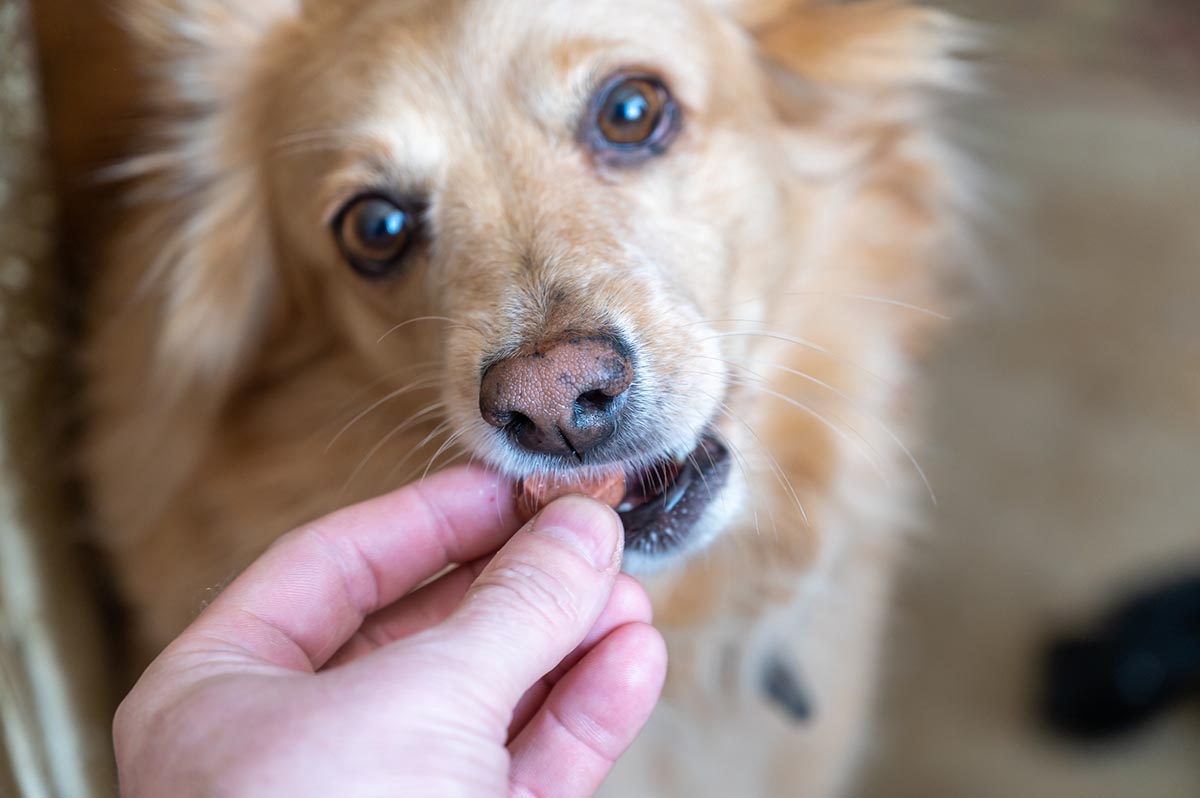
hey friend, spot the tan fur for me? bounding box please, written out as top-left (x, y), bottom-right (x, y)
top-left (84, 1), bottom-right (965, 794)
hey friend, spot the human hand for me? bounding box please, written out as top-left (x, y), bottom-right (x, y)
top-left (113, 467), bottom-right (666, 797)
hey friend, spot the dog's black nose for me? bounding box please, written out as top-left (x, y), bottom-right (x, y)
top-left (480, 335), bottom-right (633, 459)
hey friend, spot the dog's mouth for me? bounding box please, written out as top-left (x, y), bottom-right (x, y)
top-left (517, 429), bottom-right (732, 557)
top-left (618, 431), bottom-right (732, 556)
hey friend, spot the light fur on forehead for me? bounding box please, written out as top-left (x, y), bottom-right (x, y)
top-left (117, 0), bottom-right (302, 400)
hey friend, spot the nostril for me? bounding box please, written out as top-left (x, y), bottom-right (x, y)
top-left (576, 390), bottom-right (616, 415)
top-left (505, 411), bottom-right (533, 434)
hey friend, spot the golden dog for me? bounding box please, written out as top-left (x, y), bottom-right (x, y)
top-left (85, 0), bottom-right (967, 793)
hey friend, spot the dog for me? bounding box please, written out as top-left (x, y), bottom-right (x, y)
top-left (84, 1), bottom-right (967, 794)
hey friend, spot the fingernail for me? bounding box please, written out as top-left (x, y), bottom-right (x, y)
top-left (533, 496), bottom-right (622, 569)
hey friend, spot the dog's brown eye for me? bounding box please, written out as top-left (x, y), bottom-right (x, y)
top-left (590, 75), bottom-right (678, 158)
top-left (333, 194), bottom-right (419, 278)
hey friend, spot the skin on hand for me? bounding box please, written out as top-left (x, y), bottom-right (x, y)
top-left (113, 467), bottom-right (667, 798)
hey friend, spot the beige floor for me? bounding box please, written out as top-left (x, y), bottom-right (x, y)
top-left (855, 76), bottom-right (1200, 797)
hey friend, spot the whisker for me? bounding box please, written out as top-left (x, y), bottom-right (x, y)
top-left (728, 290), bottom-right (949, 320)
top-left (730, 377), bottom-right (892, 490)
top-left (686, 450), bottom-right (715, 508)
top-left (384, 420), bottom-right (454, 486)
top-left (678, 350), bottom-right (890, 489)
top-left (421, 430), bottom-right (469, 484)
top-left (733, 358), bottom-right (936, 504)
top-left (653, 460), bottom-right (670, 499)
top-left (339, 414), bottom-right (447, 500)
top-left (718, 432), bottom-right (763, 540)
top-left (377, 315), bottom-right (484, 344)
top-left (493, 459), bottom-right (508, 528)
top-left (435, 450), bottom-right (470, 474)
top-left (329, 362), bottom-right (440, 416)
top-left (683, 384), bottom-right (781, 540)
top-left (718, 424), bottom-right (776, 544)
top-left (702, 330), bottom-right (886, 384)
top-left (326, 382), bottom-right (442, 453)
top-left (717, 400), bottom-right (809, 528)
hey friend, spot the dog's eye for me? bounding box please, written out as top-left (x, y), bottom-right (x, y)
top-left (333, 194), bottom-right (419, 277)
top-left (590, 75), bottom-right (678, 158)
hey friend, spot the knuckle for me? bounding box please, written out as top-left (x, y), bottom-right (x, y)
top-left (471, 557), bottom-right (583, 634)
top-left (546, 701), bottom-right (619, 767)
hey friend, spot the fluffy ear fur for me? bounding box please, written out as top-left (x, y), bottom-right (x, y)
top-left (718, 0), bottom-right (969, 92)
top-left (118, 0), bottom-right (301, 400)
top-left (85, 1), bottom-right (301, 544)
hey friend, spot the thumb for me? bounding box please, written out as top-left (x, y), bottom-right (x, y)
top-left (426, 496), bottom-right (625, 712)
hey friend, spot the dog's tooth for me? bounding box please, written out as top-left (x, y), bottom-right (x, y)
top-left (663, 482), bottom-right (688, 513)
top-left (617, 502), bottom-right (634, 513)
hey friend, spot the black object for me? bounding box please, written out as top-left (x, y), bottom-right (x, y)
top-left (763, 654), bottom-right (814, 725)
top-left (1039, 572), bottom-right (1200, 741)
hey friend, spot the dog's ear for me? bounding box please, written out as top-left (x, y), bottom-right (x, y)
top-left (86, 1), bottom-right (305, 541)
top-left (116, 1), bottom-right (302, 401)
top-left (715, 0), bottom-right (967, 92)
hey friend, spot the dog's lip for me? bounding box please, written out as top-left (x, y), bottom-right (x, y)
top-left (510, 428), bottom-right (732, 554)
top-left (616, 430), bottom-right (731, 555)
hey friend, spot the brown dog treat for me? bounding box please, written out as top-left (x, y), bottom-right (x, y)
top-left (516, 470), bottom-right (627, 524)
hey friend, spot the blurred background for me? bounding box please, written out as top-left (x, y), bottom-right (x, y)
top-left (2, 0), bottom-right (1199, 796)
top-left (857, 1), bottom-right (1200, 796)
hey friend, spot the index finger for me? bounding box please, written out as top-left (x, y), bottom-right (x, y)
top-left (176, 466), bottom-right (519, 672)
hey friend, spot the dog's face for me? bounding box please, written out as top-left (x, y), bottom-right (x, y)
top-left (270, 0), bottom-right (796, 568)
top-left (128, 0), bottom-right (957, 570)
